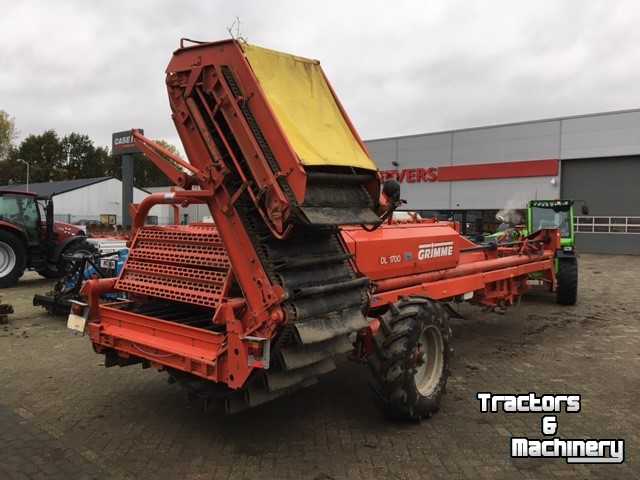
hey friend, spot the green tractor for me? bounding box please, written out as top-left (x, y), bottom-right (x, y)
top-left (483, 200), bottom-right (581, 305)
top-left (527, 199), bottom-right (579, 305)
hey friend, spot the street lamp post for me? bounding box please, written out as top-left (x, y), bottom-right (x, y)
top-left (17, 158), bottom-right (29, 192)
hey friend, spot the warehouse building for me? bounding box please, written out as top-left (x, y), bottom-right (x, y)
top-left (145, 186), bottom-right (212, 225)
top-left (1, 177), bottom-right (152, 226)
top-left (365, 108), bottom-right (640, 255)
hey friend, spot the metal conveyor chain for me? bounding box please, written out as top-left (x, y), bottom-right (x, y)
top-left (182, 66), bottom-right (373, 412)
top-left (223, 203), bottom-right (369, 412)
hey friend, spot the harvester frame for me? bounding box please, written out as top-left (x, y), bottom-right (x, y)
top-left (75, 39), bottom-right (567, 419)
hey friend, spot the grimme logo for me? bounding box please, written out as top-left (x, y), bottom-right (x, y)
top-left (418, 241), bottom-right (454, 260)
top-left (477, 392), bottom-right (625, 464)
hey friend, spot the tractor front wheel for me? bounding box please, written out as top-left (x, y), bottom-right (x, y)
top-left (556, 258), bottom-right (578, 305)
top-left (368, 297), bottom-right (451, 421)
top-left (0, 230), bottom-right (26, 288)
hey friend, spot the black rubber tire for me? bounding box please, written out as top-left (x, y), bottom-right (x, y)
top-left (368, 297), bottom-right (452, 421)
top-left (58, 239), bottom-right (98, 274)
top-left (556, 258), bottom-right (578, 305)
top-left (0, 230), bottom-right (26, 288)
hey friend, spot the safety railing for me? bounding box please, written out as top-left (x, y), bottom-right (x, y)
top-left (575, 216), bottom-right (640, 234)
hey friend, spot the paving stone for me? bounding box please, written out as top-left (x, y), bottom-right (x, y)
top-left (0, 256), bottom-right (638, 479)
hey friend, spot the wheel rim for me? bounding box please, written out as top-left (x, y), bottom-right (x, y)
top-left (0, 241), bottom-right (16, 278)
top-left (414, 325), bottom-right (444, 396)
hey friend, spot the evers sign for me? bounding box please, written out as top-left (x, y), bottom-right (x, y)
top-left (379, 159), bottom-right (559, 183)
top-left (380, 168), bottom-right (438, 183)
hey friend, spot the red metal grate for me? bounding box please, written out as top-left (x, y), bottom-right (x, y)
top-left (116, 225), bottom-right (231, 308)
top-left (130, 240), bottom-right (230, 269)
top-left (124, 260), bottom-right (229, 284)
top-left (136, 225), bottom-right (224, 244)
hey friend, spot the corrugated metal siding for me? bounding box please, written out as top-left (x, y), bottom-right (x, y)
top-left (366, 139), bottom-right (397, 166)
top-left (451, 177), bottom-right (558, 210)
top-left (395, 134), bottom-right (452, 209)
top-left (561, 156), bottom-right (640, 254)
top-left (451, 121), bottom-right (560, 165)
top-left (398, 133), bottom-right (452, 166)
top-left (560, 111), bottom-right (640, 159)
top-left (364, 109), bottom-right (640, 212)
top-left (561, 157), bottom-right (640, 216)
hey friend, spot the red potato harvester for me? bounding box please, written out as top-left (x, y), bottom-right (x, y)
top-left (72, 39), bottom-right (567, 419)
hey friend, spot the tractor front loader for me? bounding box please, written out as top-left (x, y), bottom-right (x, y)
top-left (73, 39), bottom-right (566, 419)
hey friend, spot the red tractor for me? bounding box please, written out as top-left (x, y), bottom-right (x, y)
top-left (73, 40), bottom-right (571, 419)
top-left (0, 190), bottom-right (94, 287)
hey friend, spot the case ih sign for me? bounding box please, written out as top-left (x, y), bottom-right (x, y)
top-left (112, 129), bottom-right (144, 155)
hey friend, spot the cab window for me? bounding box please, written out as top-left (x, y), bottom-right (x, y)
top-left (530, 207), bottom-right (570, 237)
top-left (0, 195), bottom-right (40, 240)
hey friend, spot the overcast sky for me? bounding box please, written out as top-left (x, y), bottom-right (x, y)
top-left (2, 0), bottom-right (640, 152)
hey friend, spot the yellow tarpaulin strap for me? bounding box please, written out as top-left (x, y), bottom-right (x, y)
top-left (242, 44), bottom-right (377, 171)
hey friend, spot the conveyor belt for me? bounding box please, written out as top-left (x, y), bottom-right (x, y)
top-left (202, 67), bottom-right (375, 411)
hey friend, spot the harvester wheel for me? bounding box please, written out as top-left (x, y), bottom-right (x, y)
top-left (556, 258), bottom-right (578, 305)
top-left (0, 230), bottom-right (26, 288)
top-left (369, 297), bottom-right (451, 421)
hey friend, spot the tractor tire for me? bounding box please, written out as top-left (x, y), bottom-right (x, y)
top-left (58, 239), bottom-right (98, 274)
top-left (0, 230), bottom-right (26, 288)
top-left (556, 258), bottom-right (578, 305)
top-left (368, 297), bottom-right (452, 421)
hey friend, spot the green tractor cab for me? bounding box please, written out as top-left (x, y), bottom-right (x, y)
top-left (528, 199), bottom-right (575, 251)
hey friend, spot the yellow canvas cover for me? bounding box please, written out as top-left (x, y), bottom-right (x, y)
top-left (242, 44), bottom-right (377, 171)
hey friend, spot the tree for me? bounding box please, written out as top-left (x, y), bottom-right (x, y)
top-left (0, 130), bottom-right (117, 186)
top-left (155, 139), bottom-right (182, 158)
top-left (0, 150), bottom-right (24, 185)
top-left (0, 130), bottom-right (67, 185)
top-left (0, 128), bottom-right (181, 187)
top-left (11, 130), bottom-right (66, 183)
top-left (61, 133), bottom-right (112, 179)
top-left (0, 110), bottom-right (17, 162)
top-left (140, 139), bottom-right (184, 187)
